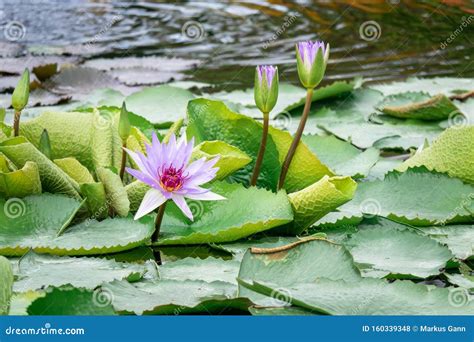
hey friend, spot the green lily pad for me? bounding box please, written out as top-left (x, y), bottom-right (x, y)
top-left (157, 181), bottom-right (293, 245)
top-left (345, 223), bottom-right (453, 278)
top-left (0, 256), bottom-right (13, 315)
top-left (422, 225), bottom-right (473, 260)
top-left (0, 194), bottom-right (154, 256)
top-left (79, 182), bottom-right (108, 219)
top-left (125, 85), bottom-right (195, 125)
top-left (0, 161), bottom-right (42, 198)
top-left (302, 135), bottom-right (379, 177)
top-left (54, 157), bottom-right (94, 184)
top-left (0, 137), bottom-right (81, 199)
top-left (187, 98), bottom-right (333, 192)
top-left (338, 168), bottom-right (474, 226)
top-left (284, 176), bottom-right (357, 234)
top-left (397, 126), bottom-right (474, 184)
top-left (446, 273), bottom-right (474, 289)
top-left (96, 167), bottom-right (130, 217)
top-left (371, 77), bottom-right (474, 97)
top-left (191, 140), bottom-right (252, 180)
top-left (103, 279), bottom-right (251, 315)
top-left (377, 92), bottom-right (459, 121)
top-left (238, 239), bottom-right (361, 306)
top-left (20, 110), bottom-right (122, 171)
top-left (27, 286), bottom-right (116, 315)
top-left (240, 277), bottom-right (474, 315)
top-left (11, 252), bottom-right (147, 292)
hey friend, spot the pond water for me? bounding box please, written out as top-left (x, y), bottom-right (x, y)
top-left (0, 0), bottom-right (473, 91)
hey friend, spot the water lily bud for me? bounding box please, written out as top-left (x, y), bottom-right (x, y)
top-left (11, 69), bottom-right (30, 112)
top-left (296, 41), bottom-right (329, 89)
top-left (119, 102), bottom-right (131, 142)
top-left (254, 65), bottom-right (279, 114)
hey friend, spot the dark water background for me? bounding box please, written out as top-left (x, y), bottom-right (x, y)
top-left (0, 0), bottom-right (473, 91)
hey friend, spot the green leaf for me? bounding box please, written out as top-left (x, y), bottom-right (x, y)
top-left (240, 277), bottom-right (474, 315)
top-left (283, 176), bottom-right (357, 234)
top-left (0, 137), bottom-right (81, 199)
top-left (11, 252), bottom-right (147, 292)
top-left (157, 181), bottom-right (293, 245)
top-left (0, 161), bottom-right (42, 198)
top-left (338, 168), bottom-right (474, 226)
top-left (103, 279), bottom-right (251, 315)
top-left (79, 182), bottom-right (108, 219)
top-left (96, 167), bottom-right (130, 217)
top-left (397, 126), bottom-right (474, 184)
top-left (345, 223), bottom-right (453, 278)
top-left (125, 85), bottom-right (195, 125)
top-left (54, 157), bottom-right (94, 184)
top-left (191, 141), bottom-right (252, 180)
top-left (0, 256), bottom-right (13, 315)
top-left (0, 194), bottom-right (154, 256)
top-left (27, 287), bottom-right (116, 315)
top-left (445, 273), bottom-right (474, 289)
top-left (422, 225), bottom-right (473, 260)
top-left (187, 98), bottom-right (333, 192)
top-left (302, 135), bottom-right (379, 178)
top-left (371, 77), bottom-right (474, 97)
top-left (20, 110), bottom-right (122, 171)
top-left (377, 92), bottom-right (459, 121)
top-left (160, 257), bottom-right (240, 284)
top-left (238, 239), bottom-right (361, 306)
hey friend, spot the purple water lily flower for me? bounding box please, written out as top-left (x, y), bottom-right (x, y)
top-left (257, 65), bottom-right (277, 88)
top-left (295, 40), bottom-right (329, 89)
top-left (125, 133), bottom-right (225, 220)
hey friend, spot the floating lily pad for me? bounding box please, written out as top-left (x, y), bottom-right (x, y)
top-left (338, 168), bottom-right (474, 226)
top-left (302, 135), bottom-right (379, 177)
top-left (125, 85), bottom-right (195, 125)
top-left (422, 225), bottom-right (473, 260)
top-left (345, 222), bottom-right (453, 278)
top-left (377, 92), bottom-right (459, 121)
top-left (371, 77), bottom-right (474, 97)
top-left (397, 126), bottom-right (474, 184)
top-left (157, 181), bottom-right (293, 245)
top-left (0, 194), bottom-right (154, 256)
top-left (0, 256), bottom-right (13, 315)
top-left (103, 279), bottom-right (251, 315)
top-left (27, 287), bottom-right (116, 315)
top-left (11, 252), bottom-right (147, 292)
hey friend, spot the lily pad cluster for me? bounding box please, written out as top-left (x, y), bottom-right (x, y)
top-left (0, 75), bottom-right (473, 315)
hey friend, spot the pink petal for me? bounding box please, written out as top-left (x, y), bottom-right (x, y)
top-left (134, 189), bottom-right (167, 220)
top-left (171, 194), bottom-right (193, 221)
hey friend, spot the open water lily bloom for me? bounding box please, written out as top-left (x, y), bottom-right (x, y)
top-left (125, 133), bottom-right (225, 220)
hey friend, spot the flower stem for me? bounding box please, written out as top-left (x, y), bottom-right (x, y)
top-left (119, 141), bottom-right (127, 181)
top-left (13, 110), bottom-right (21, 136)
top-left (278, 88), bottom-right (314, 190)
top-left (250, 112), bottom-right (269, 186)
top-left (152, 201), bottom-right (167, 242)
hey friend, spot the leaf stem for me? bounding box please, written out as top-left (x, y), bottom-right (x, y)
top-left (250, 112), bottom-right (269, 186)
top-left (278, 88), bottom-right (314, 190)
top-left (119, 141), bottom-right (127, 181)
top-left (152, 201), bottom-right (167, 242)
top-left (13, 110), bottom-right (21, 136)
